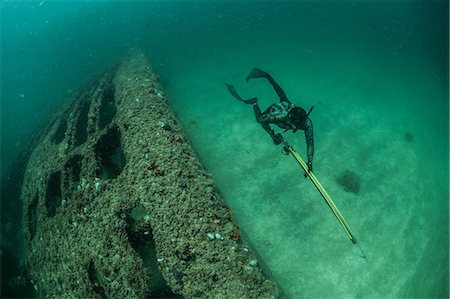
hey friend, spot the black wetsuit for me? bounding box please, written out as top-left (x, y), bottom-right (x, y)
top-left (226, 68), bottom-right (314, 171)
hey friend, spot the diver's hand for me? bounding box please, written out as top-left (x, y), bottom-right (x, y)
top-left (303, 160), bottom-right (313, 178)
top-left (272, 133), bottom-right (284, 145)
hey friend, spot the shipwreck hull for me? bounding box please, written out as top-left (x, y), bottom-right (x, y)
top-left (21, 51), bottom-right (277, 299)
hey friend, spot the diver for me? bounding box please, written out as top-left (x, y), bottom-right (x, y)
top-left (226, 68), bottom-right (314, 172)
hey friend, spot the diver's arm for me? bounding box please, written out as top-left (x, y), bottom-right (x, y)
top-left (265, 123), bottom-right (283, 145)
top-left (258, 118), bottom-right (283, 145)
top-left (304, 118), bottom-right (314, 171)
top-left (253, 104), bottom-right (283, 145)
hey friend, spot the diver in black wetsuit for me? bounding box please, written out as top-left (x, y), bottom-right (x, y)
top-left (226, 68), bottom-right (314, 172)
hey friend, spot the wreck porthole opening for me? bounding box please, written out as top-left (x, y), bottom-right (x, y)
top-left (87, 260), bottom-right (108, 299)
top-left (45, 172), bottom-right (62, 217)
top-left (65, 154), bottom-right (83, 191)
top-left (52, 118), bottom-right (68, 144)
top-left (125, 205), bottom-right (181, 298)
top-left (73, 100), bottom-right (91, 147)
top-left (98, 83), bottom-right (117, 130)
top-left (95, 127), bottom-right (126, 179)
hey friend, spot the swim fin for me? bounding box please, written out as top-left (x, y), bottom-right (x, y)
top-left (225, 83), bottom-right (257, 105)
top-left (246, 68), bottom-right (268, 82)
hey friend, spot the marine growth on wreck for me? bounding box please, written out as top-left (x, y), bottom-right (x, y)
top-left (20, 51), bottom-right (278, 299)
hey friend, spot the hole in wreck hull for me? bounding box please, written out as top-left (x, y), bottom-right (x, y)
top-left (94, 127), bottom-right (126, 179)
top-left (52, 117), bottom-right (68, 144)
top-left (65, 155), bottom-right (83, 191)
top-left (87, 260), bottom-right (108, 299)
top-left (73, 100), bottom-right (91, 147)
top-left (98, 83), bottom-right (117, 131)
top-left (45, 172), bottom-right (62, 217)
top-left (125, 205), bottom-right (181, 298)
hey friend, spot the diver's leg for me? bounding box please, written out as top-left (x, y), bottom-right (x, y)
top-left (225, 83), bottom-right (257, 105)
top-left (252, 103), bottom-right (262, 121)
top-left (253, 103), bottom-right (279, 139)
top-left (246, 68), bottom-right (291, 104)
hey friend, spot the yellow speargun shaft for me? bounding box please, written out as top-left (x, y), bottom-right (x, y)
top-left (284, 142), bottom-right (367, 260)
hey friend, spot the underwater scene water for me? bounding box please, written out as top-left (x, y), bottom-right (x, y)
top-left (1, 1), bottom-right (448, 298)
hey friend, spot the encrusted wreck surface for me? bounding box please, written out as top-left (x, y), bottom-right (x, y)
top-left (21, 50), bottom-right (277, 299)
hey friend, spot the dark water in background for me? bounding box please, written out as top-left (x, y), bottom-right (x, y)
top-left (1, 1), bottom-right (448, 298)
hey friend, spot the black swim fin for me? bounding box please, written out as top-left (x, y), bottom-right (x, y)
top-left (246, 68), bottom-right (268, 82)
top-left (225, 83), bottom-right (257, 105)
